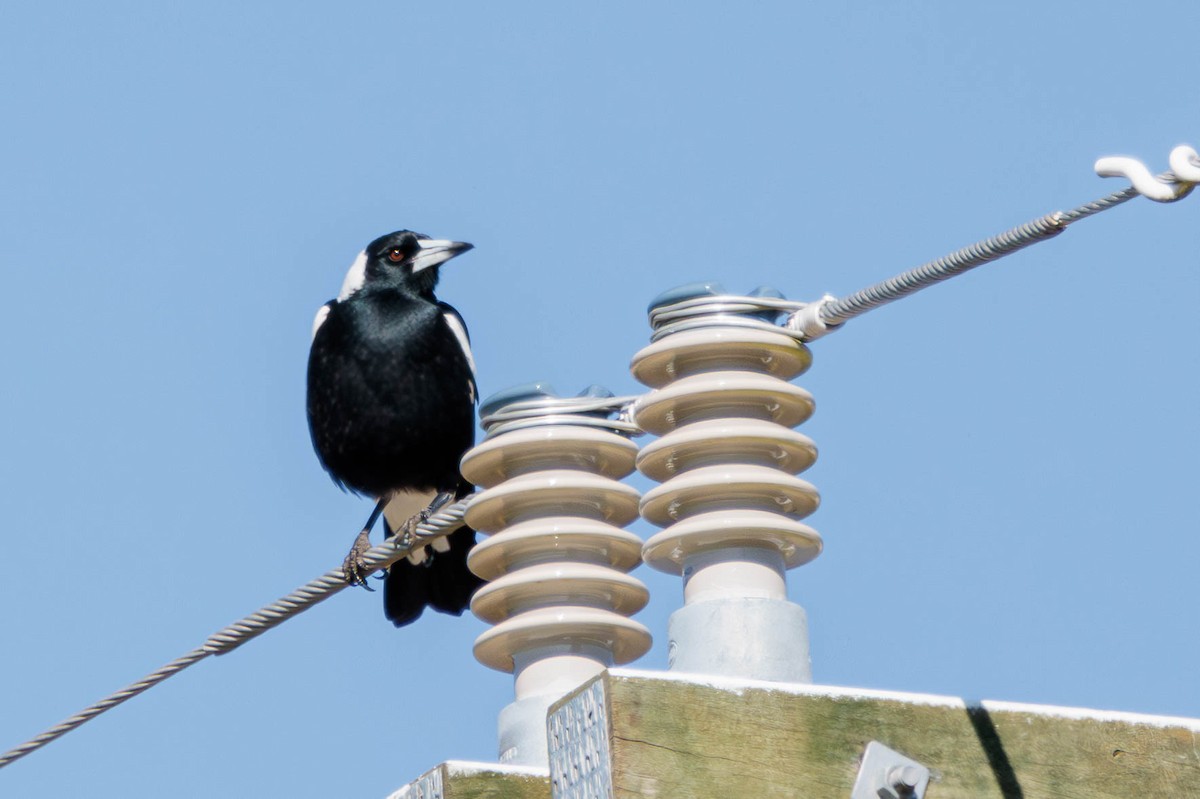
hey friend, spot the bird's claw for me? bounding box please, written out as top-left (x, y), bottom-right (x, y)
top-left (341, 530), bottom-right (376, 591)
top-left (399, 506), bottom-right (433, 541)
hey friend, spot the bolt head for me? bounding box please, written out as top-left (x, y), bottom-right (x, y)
top-left (887, 765), bottom-right (922, 795)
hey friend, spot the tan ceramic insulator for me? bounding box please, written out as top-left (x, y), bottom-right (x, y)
top-left (460, 424), bottom-right (652, 685)
top-left (631, 326), bottom-right (823, 579)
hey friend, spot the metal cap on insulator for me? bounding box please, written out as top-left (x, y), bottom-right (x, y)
top-left (461, 383), bottom-right (651, 767)
top-left (632, 283), bottom-right (822, 683)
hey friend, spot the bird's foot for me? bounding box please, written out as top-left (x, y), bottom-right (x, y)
top-left (398, 491), bottom-right (455, 542)
top-left (341, 530), bottom-right (376, 591)
top-left (391, 506), bottom-right (437, 566)
top-left (398, 506), bottom-right (434, 542)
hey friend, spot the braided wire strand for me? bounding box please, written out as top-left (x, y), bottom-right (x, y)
top-left (817, 170), bottom-right (1185, 328)
top-left (819, 213), bottom-right (1068, 325)
top-left (0, 649), bottom-right (210, 768)
top-left (1059, 184), bottom-right (1141, 223)
top-left (0, 500), bottom-right (471, 769)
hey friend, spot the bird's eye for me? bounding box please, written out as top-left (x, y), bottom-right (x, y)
top-left (387, 248), bottom-right (405, 263)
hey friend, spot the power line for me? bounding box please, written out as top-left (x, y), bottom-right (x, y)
top-left (788, 147), bottom-right (1198, 339)
top-left (0, 500), bottom-right (471, 770)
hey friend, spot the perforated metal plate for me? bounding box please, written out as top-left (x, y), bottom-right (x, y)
top-left (547, 679), bottom-right (612, 799)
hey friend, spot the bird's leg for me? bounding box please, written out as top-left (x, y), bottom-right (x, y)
top-left (341, 498), bottom-right (387, 590)
top-left (398, 491), bottom-right (456, 541)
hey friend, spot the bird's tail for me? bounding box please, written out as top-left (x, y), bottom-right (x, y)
top-left (382, 518), bottom-right (483, 628)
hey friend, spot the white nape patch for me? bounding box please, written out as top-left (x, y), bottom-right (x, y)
top-left (337, 250), bottom-right (368, 300)
top-left (310, 304), bottom-right (331, 341)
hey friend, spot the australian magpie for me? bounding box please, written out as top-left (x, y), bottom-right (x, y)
top-left (306, 230), bottom-right (483, 627)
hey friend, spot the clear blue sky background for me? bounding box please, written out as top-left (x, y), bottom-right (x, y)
top-left (3, 2), bottom-right (1198, 796)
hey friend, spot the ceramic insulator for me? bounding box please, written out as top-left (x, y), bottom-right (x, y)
top-left (461, 384), bottom-right (652, 766)
top-left (632, 284), bottom-right (823, 683)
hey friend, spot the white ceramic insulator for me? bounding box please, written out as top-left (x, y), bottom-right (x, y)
top-left (632, 327), bottom-right (823, 581)
top-left (631, 324), bottom-right (822, 682)
top-left (460, 423), bottom-right (652, 717)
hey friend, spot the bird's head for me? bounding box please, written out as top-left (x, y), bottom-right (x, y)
top-left (339, 230), bottom-right (474, 300)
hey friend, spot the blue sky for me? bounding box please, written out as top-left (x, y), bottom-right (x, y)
top-left (2, 2), bottom-right (1198, 796)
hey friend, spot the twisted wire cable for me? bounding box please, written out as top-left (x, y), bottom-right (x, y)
top-left (1059, 184), bottom-right (1141, 223)
top-left (0, 648), bottom-right (211, 770)
top-left (817, 169), bottom-right (1185, 328)
top-left (0, 499), bottom-right (471, 769)
top-left (818, 212), bottom-right (1068, 325)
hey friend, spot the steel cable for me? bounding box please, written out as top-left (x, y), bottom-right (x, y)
top-left (818, 212), bottom-right (1068, 325)
top-left (816, 169), bottom-right (1186, 329)
top-left (0, 500), bottom-right (470, 769)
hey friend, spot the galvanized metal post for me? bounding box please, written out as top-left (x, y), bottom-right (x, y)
top-left (631, 283), bottom-right (823, 682)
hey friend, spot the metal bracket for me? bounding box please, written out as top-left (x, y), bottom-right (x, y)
top-left (851, 741), bottom-right (931, 799)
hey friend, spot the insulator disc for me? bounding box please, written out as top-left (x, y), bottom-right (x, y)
top-left (474, 607), bottom-right (653, 673)
top-left (471, 562), bottom-right (650, 623)
top-left (641, 509), bottom-right (823, 574)
top-left (466, 470), bottom-right (642, 532)
top-left (634, 371), bottom-right (815, 435)
top-left (636, 417), bottom-right (817, 481)
top-left (640, 464), bottom-right (820, 526)
top-left (461, 426), bottom-right (638, 487)
top-left (631, 328), bottom-right (812, 388)
top-left (468, 517), bottom-right (645, 580)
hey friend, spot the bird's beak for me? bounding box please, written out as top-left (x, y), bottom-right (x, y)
top-left (410, 239), bottom-right (474, 273)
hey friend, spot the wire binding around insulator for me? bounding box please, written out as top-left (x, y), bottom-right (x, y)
top-left (644, 283), bottom-right (815, 350)
top-left (1095, 144), bottom-right (1197, 202)
top-left (649, 295), bottom-right (809, 327)
top-left (650, 313), bottom-right (809, 343)
top-left (480, 414), bottom-right (642, 439)
top-left (478, 383), bottom-right (642, 439)
top-left (648, 294), bottom-right (810, 343)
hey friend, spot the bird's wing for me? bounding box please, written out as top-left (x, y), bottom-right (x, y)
top-left (439, 303), bottom-right (477, 404)
top-left (311, 302), bottom-right (333, 342)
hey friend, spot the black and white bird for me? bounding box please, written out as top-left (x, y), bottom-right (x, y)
top-left (307, 230), bottom-right (483, 627)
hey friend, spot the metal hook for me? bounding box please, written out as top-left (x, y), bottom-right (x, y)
top-left (1094, 146), bottom-right (1196, 202)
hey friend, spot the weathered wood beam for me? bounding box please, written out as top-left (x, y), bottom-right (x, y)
top-left (548, 669), bottom-right (1200, 798)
